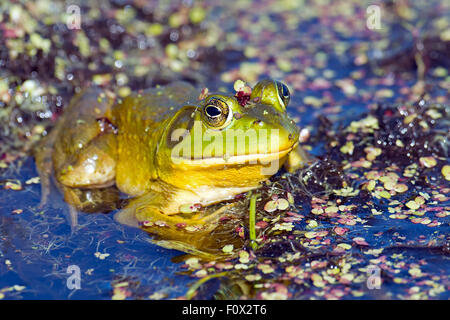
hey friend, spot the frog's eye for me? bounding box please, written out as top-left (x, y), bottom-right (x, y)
top-left (275, 81), bottom-right (290, 109)
top-left (203, 97), bottom-right (232, 129)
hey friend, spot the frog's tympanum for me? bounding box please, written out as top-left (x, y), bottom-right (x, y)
top-left (34, 80), bottom-right (308, 258)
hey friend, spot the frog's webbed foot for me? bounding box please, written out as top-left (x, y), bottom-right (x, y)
top-left (115, 193), bottom-right (242, 259)
top-left (144, 203), bottom-right (242, 260)
top-left (115, 192), bottom-right (233, 230)
top-left (284, 144), bottom-right (315, 173)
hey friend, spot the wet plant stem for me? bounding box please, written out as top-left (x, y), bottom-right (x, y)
top-left (185, 271), bottom-right (228, 300)
top-left (249, 192), bottom-right (257, 251)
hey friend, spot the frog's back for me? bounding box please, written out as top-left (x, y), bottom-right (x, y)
top-left (111, 81), bottom-right (198, 195)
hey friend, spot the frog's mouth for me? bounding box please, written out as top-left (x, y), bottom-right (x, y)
top-left (171, 142), bottom-right (298, 168)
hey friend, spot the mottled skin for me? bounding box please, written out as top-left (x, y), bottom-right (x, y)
top-left (34, 80), bottom-right (308, 255)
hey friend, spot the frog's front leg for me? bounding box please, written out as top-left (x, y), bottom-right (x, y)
top-left (115, 189), bottom-right (231, 231)
top-left (115, 190), bottom-right (238, 259)
top-left (284, 144), bottom-right (314, 173)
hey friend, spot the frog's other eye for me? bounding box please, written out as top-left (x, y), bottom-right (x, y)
top-left (203, 97), bottom-right (232, 129)
top-left (275, 81), bottom-right (290, 109)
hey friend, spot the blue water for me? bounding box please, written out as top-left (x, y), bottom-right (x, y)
top-left (0, 158), bottom-right (196, 299)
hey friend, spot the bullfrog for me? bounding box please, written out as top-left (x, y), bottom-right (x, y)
top-left (34, 79), bottom-right (308, 257)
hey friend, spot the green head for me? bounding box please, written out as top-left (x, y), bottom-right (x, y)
top-left (157, 79), bottom-right (300, 188)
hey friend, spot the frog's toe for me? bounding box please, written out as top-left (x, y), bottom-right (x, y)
top-left (141, 210), bottom-right (243, 260)
top-left (114, 206), bottom-right (140, 228)
top-left (136, 207), bottom-right (219, 231)
top-left (148, 239), bottom-right (229, 261)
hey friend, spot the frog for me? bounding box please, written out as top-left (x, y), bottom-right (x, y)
top-left (34, 79), bottom-right (309, 257)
